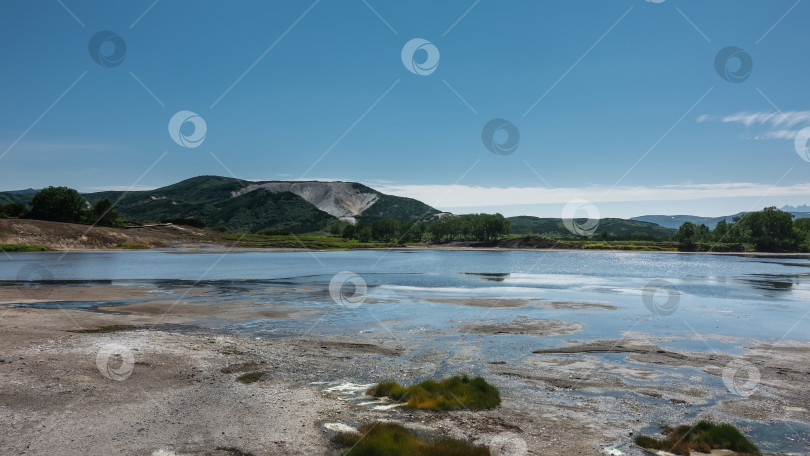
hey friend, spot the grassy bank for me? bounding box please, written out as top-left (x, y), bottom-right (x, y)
top-left (368, 375), bottom-right (500, 411)
top-left (224, 233), bottom-right (396, 250)
top-left (0, 244), bottom-right (54, 252)
top-left (334, 422), bottom-right (490, 456)
top-left (114, 242), bottom-right (150, 249)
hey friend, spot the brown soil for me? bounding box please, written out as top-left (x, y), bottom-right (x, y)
top-left (0, 219), bottom-right (225, 250)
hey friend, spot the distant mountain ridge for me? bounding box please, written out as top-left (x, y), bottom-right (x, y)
top-left (5, 188), bottom-right (38, 195)
top-left (633, 211), bottom-right (810, 229)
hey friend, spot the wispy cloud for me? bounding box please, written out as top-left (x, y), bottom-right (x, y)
top-left (698, 110), bottom-right (810, 140)
top-left (374, 182), bottom-right (810, 209)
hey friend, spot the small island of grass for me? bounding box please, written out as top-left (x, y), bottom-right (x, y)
top-left (236, 371), bottom-right (265, 384)
top-left (367, 375), bottom-right (500, 411)
top-left (634, 421), bottom-right (760, 456)
top-left (334, 422), bottom-right (490, 456)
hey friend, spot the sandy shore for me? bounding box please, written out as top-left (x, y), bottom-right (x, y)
top-left (0, 306), bottom-right (607, 456)
top-left (1, 285), bottom-right (808, 455)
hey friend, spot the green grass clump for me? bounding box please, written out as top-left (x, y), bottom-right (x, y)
top-left (634, 421), bottom-right (760, 456)
top-left (236, 371), bottom-right (266, 384)
top-left (367, 375), bottom-right (500, 411)
top-left (115, 242), bottom-right (149, 249)
top-left (0, 244), bottom-right (54, 252)
top-left (334, 422), bottom-right (490, 456)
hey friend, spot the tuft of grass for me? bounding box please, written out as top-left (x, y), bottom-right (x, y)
top-left (634, 421), bottom-right (760, 456)
top-left (367, 375), bottom-right (500, 411)
top-left (71, 325), bottom-right (134, 333)
top-left (0, 244), bottom-right (54, 252)
top-left (115, 242), bottom-right (149, 250)
top-left (334, 422), bottom-right (491, 456)
top-left (236, 371), bottom-right (266, 384)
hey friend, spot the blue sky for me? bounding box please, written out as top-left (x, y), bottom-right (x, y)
top-left (1, 0), bottom-right (809, 218)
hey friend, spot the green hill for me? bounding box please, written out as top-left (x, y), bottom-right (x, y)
top-left (0, 176), bottom-right (441, 234)
top-left (508, 216), bottom-right (675, 240)
top-left (351, 183), bottom-right (439, 223)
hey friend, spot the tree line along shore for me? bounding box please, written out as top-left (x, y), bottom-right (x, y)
top-left (2, 186), bottom-right (809, 253)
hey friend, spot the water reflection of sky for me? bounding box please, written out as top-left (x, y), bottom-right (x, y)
top-left (2, 250), bottom-right (809, 345)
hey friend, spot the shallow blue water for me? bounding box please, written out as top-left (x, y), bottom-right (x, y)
top-left (2, 249), bottom-right (809, 344)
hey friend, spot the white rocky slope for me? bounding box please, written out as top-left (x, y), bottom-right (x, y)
top-left (231, 182), bottom-right (379, 223)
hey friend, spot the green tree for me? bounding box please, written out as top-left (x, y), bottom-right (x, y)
top-left (357, 224), bottom-right (372, 243)
top-left (409, 221), bottom-right (428, 242)
top-left (696, 223), bottom-right (711, 242)
top-left (89, 198), bottom-right (118, 226)
top-left (713, 219), bottom-right (729, 242)
top-left (736, 207), bottom-right (798, 251)
top-left (371, 217), bottom-right (399, 242)
top-left (0, 203), bottom-right (26, 218)
top-left (676, 222), bottom-right (697, 248)
top-left (342, 223), bottom-right (357, 239)
top-left (325, 219), bottom-right (343, 236)
top-left (30, 186), bottom-right (87, 223)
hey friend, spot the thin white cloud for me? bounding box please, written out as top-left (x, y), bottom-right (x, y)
top-left (698, 110), bottom-right (810, 140)
top-left (374, 182), bottom-right (810, 208)
top-left (752, 129), bottom-right (803, 140)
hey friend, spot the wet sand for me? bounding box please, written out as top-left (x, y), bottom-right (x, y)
top-left (424, 297), bottom-right (619, 311)
top-left (458, 317), bottom-right (582, 336)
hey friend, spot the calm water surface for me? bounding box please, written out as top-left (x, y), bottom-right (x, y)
top-left (2, 249), bottom-right (809, 344)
